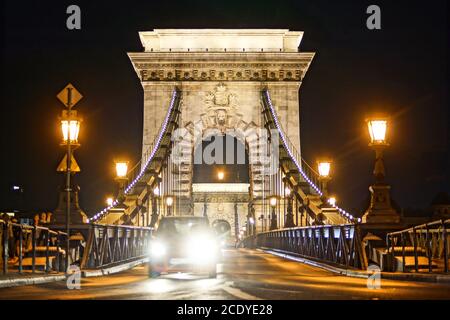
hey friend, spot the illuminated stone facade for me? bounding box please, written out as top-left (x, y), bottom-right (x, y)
top-left (128, 29), bottom-right (314, 231)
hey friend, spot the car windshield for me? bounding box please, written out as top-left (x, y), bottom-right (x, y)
top-left (156, 218), bottom-right (209, 236)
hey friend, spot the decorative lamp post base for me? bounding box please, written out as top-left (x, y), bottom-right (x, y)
top-left (362, 184), bottom-right (400, 224)
top-left (52, 186), bottom-right (88, 225)
top-left (284, 213), bottom-right (295, 228)
top-left (269, 211), bottom-right (278, 230)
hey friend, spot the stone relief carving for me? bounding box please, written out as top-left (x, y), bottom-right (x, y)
top-left (200, 83), bottom-right (243, 133)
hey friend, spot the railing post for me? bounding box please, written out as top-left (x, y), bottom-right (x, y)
top-left (426, 225), bottom-right (432, 273)
top-left (55, 232), bottom-right (61, 272)
top-left (32, 226), bottom-right (37, 273)
top-left (401, 232), bottom-right (406, 273)
top-left (390, 234), bottom-right (395, 272)
top-left (2, 222), bottom-right (8, 274)
top-left (18, 227), bottom-right (23, 273)
top-left (412, 227), bottom-right (419, 272)
top-left (443, 219), bottom-right (448, 273)
top-left (45, 229), bottom-right (50, 273)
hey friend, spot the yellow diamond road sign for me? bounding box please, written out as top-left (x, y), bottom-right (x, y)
top-left (56, 83), bottom-right (83, 108)
top-left (57, 154), bottom-right (81, 173)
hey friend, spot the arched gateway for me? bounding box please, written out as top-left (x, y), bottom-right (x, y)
top-left (127, 29), bottom-right (315, 235)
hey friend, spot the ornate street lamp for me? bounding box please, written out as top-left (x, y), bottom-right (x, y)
top-left (317, 159), bottom-right (332, 198)
top-left (114, 160), bottom-right (128, 205)
top-left (367, 118), bottom-right (388, 181)
top-left (362, 116), bottom-right (400, 224)
top-left (59, 108), bottom-right (82, 272)
top-left (284, 186), bottom-right (295, 228)
top-left (269, 195), bottom-right (278, 230)
top-left (149, 184), bottom-right (160, 227)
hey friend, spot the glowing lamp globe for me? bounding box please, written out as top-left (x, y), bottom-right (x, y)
top-left (106, 197), bottom-right (114, 206)
top-left (328, 197), bottom-right (336, 206)
top-left (115, 161), bottom-right (128, 178)
top-left (166, 196), bottom-right (174, 207)
top-left (367, 118), bottom-right (388, 145)
top-left (317, 161), bottom-right (331, 178)
top-left (269, 196), bottom-right (277, 208)
top-left (285, 187), bottom-right (291, 196)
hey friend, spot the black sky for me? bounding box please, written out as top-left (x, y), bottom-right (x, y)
top-left (1, 0), bottom-right (448, 217)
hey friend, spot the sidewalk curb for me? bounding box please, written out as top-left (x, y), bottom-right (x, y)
top-left (257, 248), bottom-right (450, 284)
top-left (0, 258), bottom-right (149, 288)
top-left (82, 257), bottom-right (149, 277)
top-left (0, 274), bottom-right (67, 289)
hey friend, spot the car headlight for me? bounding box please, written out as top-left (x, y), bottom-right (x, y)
top-left (150, 241), bottom-right (166, 258)
top-left (187, 235), bottom-right (217, 263)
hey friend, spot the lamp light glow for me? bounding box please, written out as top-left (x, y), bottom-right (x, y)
top-left (217, 171), bottom-right (225, 180)
top-left (269, 196), bottom-right (277, 208)
top-left (284, 187), bottom-right (291, 196)
top-left (328, 197), bottom-right (336, 206)
top-left (166, 196), bottom-right (174, 207)
top-left (115, 161), bottom-right (128, 178)
top-left (61, 119), bottom-right (81, 143)
top-left (367, 118), bottom-right (388, 144)
top-left (106, 197), bottom-right (114, 206)
top-left (317, 161), bottom-right (331, 178)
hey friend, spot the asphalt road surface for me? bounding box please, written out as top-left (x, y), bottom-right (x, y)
top-left (1, 249), bottom-right (449, 300)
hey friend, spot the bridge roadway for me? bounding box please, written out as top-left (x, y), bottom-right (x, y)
top-left (1, 249), bottom-right (449, 300)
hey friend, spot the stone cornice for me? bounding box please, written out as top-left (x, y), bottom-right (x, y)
top-left (128, 52), bottom-right (314, 82)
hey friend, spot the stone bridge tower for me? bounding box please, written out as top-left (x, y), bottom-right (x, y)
top-left (128, 29), bottom-right (314, 237)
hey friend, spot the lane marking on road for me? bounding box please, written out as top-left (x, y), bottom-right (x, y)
top-left (222, 281), bottom-right (262, 300)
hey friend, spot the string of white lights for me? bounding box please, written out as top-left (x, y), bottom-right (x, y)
top-left (89, 89), bottom-right (178, 223)
top-left (264, 90), bottom-right (359, 223)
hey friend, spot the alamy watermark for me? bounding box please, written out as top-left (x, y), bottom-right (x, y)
top-left (366, 5), bottom-right (381, 30)
top-left (66, 5), bottom-right (81, 30)
top-left (367, 264), bottom-right (381, 289)
top-left (66, 265), bottom-right (81, 289)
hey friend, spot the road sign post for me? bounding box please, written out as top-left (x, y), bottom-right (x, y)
top-left (57, 83), bottom-right (83, 273)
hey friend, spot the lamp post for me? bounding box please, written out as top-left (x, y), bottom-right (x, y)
top-left (362, 117), bottom-right (400, 224)
top-left (166, 196), bottom-right (174, 216)
top-left (269, 195), bottom-right (278, 230)
top-left (317, 159), bottom-right (332, 198)
top-left (149, 185), bottom-right (160, 227)
top-left (114, 161), bottom-right (128, 203)
top-left (284, 186), bottom-right (295, 228)
top-left (59, 106), bottom-right (81, 272)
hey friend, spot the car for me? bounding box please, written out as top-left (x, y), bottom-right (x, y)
top-left (148, 216), bottom-right (220, 278)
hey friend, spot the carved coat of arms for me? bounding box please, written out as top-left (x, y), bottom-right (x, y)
top-left (201, 83), bottom-right (242, 132)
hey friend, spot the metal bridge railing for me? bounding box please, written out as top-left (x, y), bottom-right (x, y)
top-left (1, 219), bottom-right (71, 274)
top-left (243, 224), bottom-right (367, 270)
top-left (387, 219), bottom-right (449, 273)
top-left (80, 224), bottom-right (152, 269)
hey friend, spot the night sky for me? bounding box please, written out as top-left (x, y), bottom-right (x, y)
top-left (1, 0), bottom-right (448, 217)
